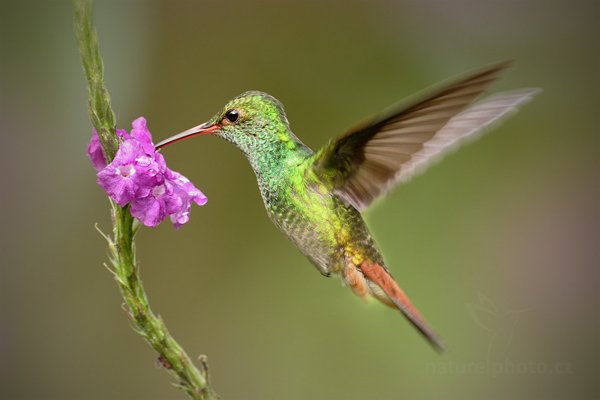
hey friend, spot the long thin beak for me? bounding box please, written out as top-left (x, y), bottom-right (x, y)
top-left (155, 122), bottom-right (219, 149)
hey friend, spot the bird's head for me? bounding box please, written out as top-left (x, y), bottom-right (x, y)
top-left (156, 91), bottom-right (298, 157)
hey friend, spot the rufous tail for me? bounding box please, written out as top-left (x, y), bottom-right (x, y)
top-left (359, 261), bottom-right (445, 352)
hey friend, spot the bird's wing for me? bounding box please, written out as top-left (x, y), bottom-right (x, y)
top-left (310, 61), bottom-right (539, 211)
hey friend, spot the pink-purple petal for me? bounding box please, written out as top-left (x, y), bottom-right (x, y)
top-left (131, 196), bottom-right (164, 227)
top-left (87, 130), bottom-right (106, 171)
top-left (170, 210), bottom-right (190, 229)
top-left (97, 166), bottom-right (137, 206)
top-left (130, 117), bottom-right (155, 155)
top-left (163, 193), bottom-right (184, 215)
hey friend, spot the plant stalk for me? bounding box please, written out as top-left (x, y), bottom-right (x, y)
top-left (73, 1), bottom-right (219, 398)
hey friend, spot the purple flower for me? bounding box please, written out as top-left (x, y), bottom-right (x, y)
top-left (87, 117), bottom-right (207, 228)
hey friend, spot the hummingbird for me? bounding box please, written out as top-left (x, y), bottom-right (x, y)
top-left (156, 61), bottom-right (538, 351)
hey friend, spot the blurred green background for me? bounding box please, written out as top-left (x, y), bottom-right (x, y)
top-left (0, 1), bottom-right (597, 399)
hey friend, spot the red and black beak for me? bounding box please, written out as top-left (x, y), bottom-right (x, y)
top-left (155, 122), bottom-right (219, 150)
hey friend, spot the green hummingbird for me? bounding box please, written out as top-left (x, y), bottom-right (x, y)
top-left (156, 61), bottom-right (538, 351)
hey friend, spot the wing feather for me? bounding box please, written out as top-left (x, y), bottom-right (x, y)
top-left (311, 61), bottom-right (539, 211)
top-left (394, 89), bottom-right (540, 186)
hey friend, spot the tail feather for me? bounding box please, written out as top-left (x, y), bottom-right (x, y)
top-left (359, 261), bottom-right (445, 352)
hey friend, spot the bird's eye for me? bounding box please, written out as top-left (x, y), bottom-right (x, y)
top-left (224, 109), bottom-right (239, 123)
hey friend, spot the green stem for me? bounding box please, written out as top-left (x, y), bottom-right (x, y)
top-left (73, 1), bottom-right (219, 398)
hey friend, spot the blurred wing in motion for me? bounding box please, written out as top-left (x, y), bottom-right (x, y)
top-left (311, 61), bottom-right (539, 211)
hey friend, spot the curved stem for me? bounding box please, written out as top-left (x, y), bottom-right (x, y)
top-left (111, 206), bottom-right (219, 399)
top-left (73, 1), bottom-right (219, 398)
